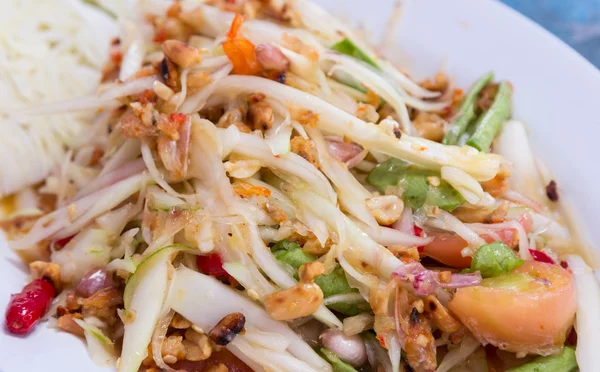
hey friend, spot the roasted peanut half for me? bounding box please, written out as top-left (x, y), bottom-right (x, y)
top-left (162, 40), bottom-right (202, 68)
top-left (299, 261), bottom-right (324, 283)
top-left (424, 295), bottom-right (461, 333)
top-left (263, 283), bottom-right (323, 321)
top-left (413, 112), bottom-right (446, 142)
top-left (247, 101), bottom-right (274, 131)
top-left (366, 195), bottom-right (404, 225)
top-left (208, 312), bottom-right (246, 346)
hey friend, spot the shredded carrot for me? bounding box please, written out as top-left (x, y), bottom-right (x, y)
top-left (223, 14), bottom-right (261, 75)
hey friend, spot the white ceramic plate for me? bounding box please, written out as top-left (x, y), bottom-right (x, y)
top-left (2, 0), bottom-right (600, 371)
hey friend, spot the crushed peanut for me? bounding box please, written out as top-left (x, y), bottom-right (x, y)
top-left (413, 112), bottom-right (446, 142)
top-left (186, 71), bottom-right (212, 90)
top-left (29, 261), bottom-right (61, 290)
top-left (263, 283), bottom-right (323, 321)
top-left (184, 328), bottom-right (212, 361)
top-left (298, 261), bottom-right (324, 283)
top-left (153, 81), bottom-right (175, 101)
top-left (247, 101), bottom-right (274, 131)
top-left (295, 110), bottom-right (319, 127)
top-left (438, 271), bottom-right (452, 284)
top-left (290, 136), bottom-right (318, 167)
top-left (424, 295), bottom-right (461, 333)
top-left (481, 165), bottom-right (511, 198)
top-left (162, 355), bottom-right (178, 364)
top-left (356, 103), bottom-right (380, 123)
top-left (264, 202), bottom-right (289, 224)
top-left (171, 313), bottom-right (192, 329)
top-left (178, 8), bottom-right (205, 32)
top-left (162, 334), bottom-right (187, 361)
top-left (389, 246), bottom-right (420, 263)
top-left (427, 176), bottom-right (441, 187)
top-left (411, 299), bottom-right (425, 313)
top-left (57, 313), bottom-right (84, 337)
top-left (208, 313), bottom-right (246, 346)
top-left (420, 71), bottom-right (449, 92)
top-left (302, 237), bottom-right (331, 256)
top-left (366, 195), bottom-right (404, 225)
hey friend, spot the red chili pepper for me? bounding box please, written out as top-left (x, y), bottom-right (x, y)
top-left (414, 225), bottom-right (425, 253)
top-left (5, 279), bottom-right (56, 334)
top-left (54, 235), bottom-right (74, 249)
top-left (528, 249), bottom-right (555, 264)
top-left (376, 334), bottom-right (387, 348)
top-left (197, 253), bottom-right (229, 278)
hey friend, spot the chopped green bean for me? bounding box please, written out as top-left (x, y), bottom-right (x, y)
top-left (443, 71), bottom-right (495, 145)
top-left (466, 81), bottom-right (512, 152)
top-left (330, 38), bottom-right (379, 69)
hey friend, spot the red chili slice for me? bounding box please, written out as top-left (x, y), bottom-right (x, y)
top-left (5, 279), bottom-right (56, 334)
top-left (54, 235), bottom-right (74, 249)
top-left (196, 253), bottom-right (229, 278)
top-left (414, 225), bottom-right (425, 253)
top-left (529, 249), bottom-right (556, 264)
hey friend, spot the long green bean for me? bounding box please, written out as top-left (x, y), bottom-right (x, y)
top-left (466, 81), bottom-right (512, 152)
top-left (443, 71), bottom-right (494, 145)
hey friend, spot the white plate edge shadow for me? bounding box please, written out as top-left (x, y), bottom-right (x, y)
top-left (2, 0), bottom-right (600, 371)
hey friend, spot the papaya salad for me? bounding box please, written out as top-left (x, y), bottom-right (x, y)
top-left (2, 0), bottom-right (599, 371)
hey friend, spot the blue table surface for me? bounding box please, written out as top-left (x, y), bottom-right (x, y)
top-left (502, 0), bottom-right (600, 69)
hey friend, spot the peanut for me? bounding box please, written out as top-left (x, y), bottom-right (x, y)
top-left (366, 195), bottom-right (404, 225)
top-left (263, 283), bottom-right (323, 320)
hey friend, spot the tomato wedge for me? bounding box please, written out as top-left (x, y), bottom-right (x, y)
top-left (448, 261), bottom-right (576, 355)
